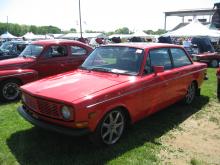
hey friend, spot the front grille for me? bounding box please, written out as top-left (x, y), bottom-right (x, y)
top-left (23, 93), bottom-right (38, 111)
top-left (23, 93), bottom-right (62, 119)
top-left (37, 99), bottom-right (61, 118)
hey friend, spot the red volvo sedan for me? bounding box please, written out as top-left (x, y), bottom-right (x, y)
top-left (18, 43), bottom-right (207, 145)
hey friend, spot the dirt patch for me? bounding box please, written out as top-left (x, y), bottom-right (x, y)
top-left (159, 100), bottom-right (220, 165)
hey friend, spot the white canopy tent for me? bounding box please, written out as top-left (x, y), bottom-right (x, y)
top-left (60, 33), bottom-right (107, 39)
top-left (22, 32), bottom-right (37, 40)
top-left (162, 20), bottom-right (220, 38)
top-left (0, 31), bottom-right (17, 39)
top-left (132, 31), bottom-right (153, 38)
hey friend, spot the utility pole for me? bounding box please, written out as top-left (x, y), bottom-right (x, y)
top-left (6, 16), bottom-right (8, 32)
top-left (79, 0), bottom-right (83, 38)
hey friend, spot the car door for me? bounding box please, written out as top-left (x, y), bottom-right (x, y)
top-left (141, 48), bottom-right (174, 115)
top-left (168, 47), bottom-right (193, 101)
top-left (34, 45), bottom-right (69, 78)
top-left (60, 45), bottom-right (89, 72)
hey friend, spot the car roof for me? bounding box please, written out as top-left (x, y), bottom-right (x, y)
top-left (31, 39), bottom-right (87, 46)
top-left (104, 42), bottom-right (183, 50)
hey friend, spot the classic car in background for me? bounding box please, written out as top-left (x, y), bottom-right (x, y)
top-left (0, 41), bottom-right (28, 60)
top-left (0, 39), bottom-right (93, 102)
top-left (190, 37), bottom-right (220, 67)
top-left (18, 43), bottom-right (207, 145)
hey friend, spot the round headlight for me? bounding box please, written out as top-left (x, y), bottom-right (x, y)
top-left (61, 106), bottom-right (72, 120)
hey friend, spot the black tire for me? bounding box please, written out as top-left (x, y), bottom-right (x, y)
top-left (90, 109), bottom-right (126, 146)
top-left (0, 79), bottom-right (21, 102)
top-left (218, 79), bottom-right (220, 100)
top-left (183, 82), bottom-right (196, 105)
top-left (210, 59), bottom-right (219, 68)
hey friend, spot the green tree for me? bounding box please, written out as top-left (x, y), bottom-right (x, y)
top-left (143, 30), bottom-right (154, 34)
top-left (70, 28), bottom-right (77, 32)
top-left (115, 27), bottom-right (130, 34)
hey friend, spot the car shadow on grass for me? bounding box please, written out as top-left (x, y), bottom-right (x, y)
top-left (7, 96), bottom-right (209, 165)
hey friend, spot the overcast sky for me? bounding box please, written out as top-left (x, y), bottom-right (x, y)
top-left (0, 0), bottom-right (218, 32)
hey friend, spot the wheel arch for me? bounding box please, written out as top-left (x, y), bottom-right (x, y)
top-left (0, 77), bottom-right (23, 86)
top-left (91, 104), bottom-right (132, 132)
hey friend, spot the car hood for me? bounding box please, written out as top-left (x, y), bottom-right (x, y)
top-left (21, 70), bottom-right (130, 103)
top-left (0, 57), bottom-right (35, 70)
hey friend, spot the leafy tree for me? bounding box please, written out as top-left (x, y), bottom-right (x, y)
top-left (70, 28), bottom-right (77, 32)
top-left (143, 30), bottom-right (154, 34)
top-left (0, 22), bottom-right (62, 36)
top-left (114, 27), bottom-right (130, 34)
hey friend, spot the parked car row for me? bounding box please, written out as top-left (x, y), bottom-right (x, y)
top-left (16, 43), bottom-right (208, 145)
top-left (2, 39), bottom-right (220, 145)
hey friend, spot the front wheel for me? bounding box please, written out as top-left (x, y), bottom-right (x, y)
top-left (90, 109), bottom-right (126, 146)
top-left (183, 82), bottom-right (196, 105)
top-left (0, 79), bottom-right (21, 102)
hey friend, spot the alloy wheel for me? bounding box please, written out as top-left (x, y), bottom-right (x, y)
top-left (100, 110), bottom-right (125, 145)
top-left (185, 83), bottom-right (196, 104)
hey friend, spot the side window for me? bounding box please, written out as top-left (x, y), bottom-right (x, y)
top-left (45, 46), bottom-right (67, 58)
top-left (145, 48), bottom-right (172, 74)
top-left (71, 46), bottom-right (87, 56)
top-left (170, 48), bottom-right (192, 67)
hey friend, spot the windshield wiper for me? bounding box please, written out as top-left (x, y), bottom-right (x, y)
top-left (79, 66), bottom-right (90, 70)
top-left (90, 67), bottom-right (112, 73)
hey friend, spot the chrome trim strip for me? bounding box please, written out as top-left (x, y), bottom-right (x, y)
top-left (86, 68), bottom-right (206, 109)
top-left (0, 72), bottom-right (34, 79)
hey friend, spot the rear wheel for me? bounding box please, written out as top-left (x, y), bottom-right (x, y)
top-left (90, 109), bottom-right (126, 146)
top-left (210, 59), bottom-right (219, 68)
top-left (183, 82), bottom-right (196, 104)
top-left (218, 79), bottom-right (220, 99)
top-left (0, 79), bottom-right (21, 102)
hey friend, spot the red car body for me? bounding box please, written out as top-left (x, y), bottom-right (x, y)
top-left (217, 68), bottom-right (220, 98)
top-left (18, 43), bottom-right (207, 145)
top-left (0, 39), bottom-right (93, 101)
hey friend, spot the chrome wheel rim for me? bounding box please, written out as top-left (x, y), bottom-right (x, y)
top-left (185, 83), bottom-right (195, 104)
top-left (101, 110), bottom-right (125, 145)
top-left (2, 82), bottom-right (19, 100)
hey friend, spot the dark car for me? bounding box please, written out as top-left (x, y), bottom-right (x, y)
top-left (0, 41), bottom-right (29, 60)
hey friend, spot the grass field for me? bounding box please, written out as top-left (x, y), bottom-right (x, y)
top-left (0, 68), bottom-right (218, 165)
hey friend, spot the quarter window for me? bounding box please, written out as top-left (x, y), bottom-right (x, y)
top-left (71, 46), bottom-right (87, 55)
top-left (170, 48), bottom-right (192, 67)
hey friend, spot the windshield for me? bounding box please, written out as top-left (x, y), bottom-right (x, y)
top-left (0, 42), bottom-right (13, 51)
top-left (81, 46), bottom-right (144, 75)
top-left (20, 44), bottom-right (43, 57)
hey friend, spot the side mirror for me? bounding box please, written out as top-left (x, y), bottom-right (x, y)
top-left (153, 66), bottom-right (164, 76)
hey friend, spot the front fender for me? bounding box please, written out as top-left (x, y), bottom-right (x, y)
top-left (0, 69), bottom-right (38, 84)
